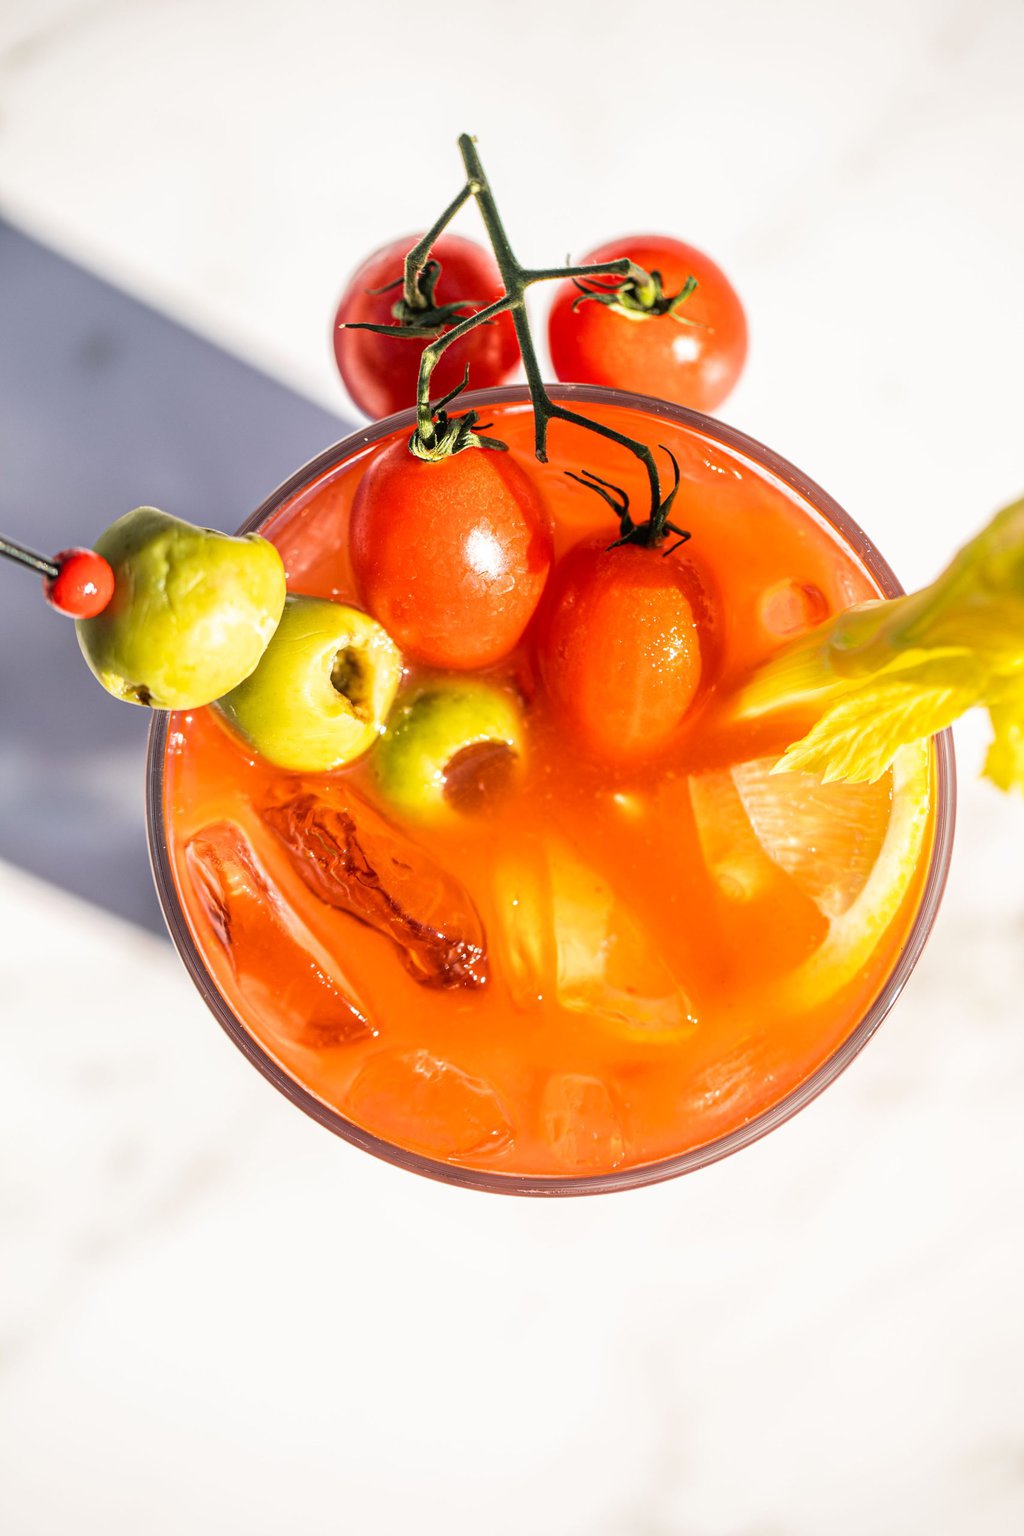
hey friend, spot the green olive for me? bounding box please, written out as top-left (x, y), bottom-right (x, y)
top-left (76, 507), bottom-right (286, 709)
top-left (217, 595), bottom-right (403, 771)
top-left (375, 679), bottom-right (524, 818)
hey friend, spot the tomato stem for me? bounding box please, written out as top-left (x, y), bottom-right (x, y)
top-left (401, 184), bottom-right (478, 312)
top-left (414, 294), bottom-right (517, 451)
top-left (522, 260), bottom-right (649, 287)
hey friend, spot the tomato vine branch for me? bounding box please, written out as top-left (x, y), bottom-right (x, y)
top-left (446, 134), bottom-right (683, 538)
top-left (402, 184), bottom-right (478, 312)
top-left (343, 133), bottom-right (689, 543)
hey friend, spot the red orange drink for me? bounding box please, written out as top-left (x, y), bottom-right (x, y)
top-left (150, 388), bottom-right (953, 1193)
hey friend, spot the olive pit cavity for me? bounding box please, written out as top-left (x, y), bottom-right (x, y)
top-left (331, 645), bottom-right (372, 721)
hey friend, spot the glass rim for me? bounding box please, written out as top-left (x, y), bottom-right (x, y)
top-left (145, 384), bottom-right (957, 1197)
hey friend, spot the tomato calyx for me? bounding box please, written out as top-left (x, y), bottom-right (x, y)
top-left (409, 407), bottom-right (508, 462)
top-left (566, 448), bottom-right (690, 554)
top-left (408, 371), bottom-right (508, 462)
top-left (345, 258), bottom-right (488, 342)
top-left (572, 269), bottom-right (698, 325)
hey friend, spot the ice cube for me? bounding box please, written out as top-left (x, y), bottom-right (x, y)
top-left (494, 837), bottom-right (699, 1040)
top-left (540, 1073), bottom-right (626, 1171)
top-left (689, 765), bottom-right (776, 904)
top-left (491, 844), bottom-right (555, 1009)
top-left (185, 821), bottom-right (374, 1048)
top-left (260, 784), bottom-right (488, 989)
top-left (551, 846), bottom-right (699, 1039)
top-left (345, 1049), bottom-right (513, 1159)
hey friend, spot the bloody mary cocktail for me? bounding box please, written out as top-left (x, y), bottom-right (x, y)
top-left (148, 387), bottom-right (954, 1194)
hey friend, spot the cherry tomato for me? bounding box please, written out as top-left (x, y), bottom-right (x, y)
top-left (333, 234), bottom-right (519, 420)
top-left (44, 547), bottom-right (115, 618)
top-left (349, 442), bottom-right (552, 670)
top-left (548, 235), bottom-right (747, 414)
top-left (537, 534), bottom-right (715, 762)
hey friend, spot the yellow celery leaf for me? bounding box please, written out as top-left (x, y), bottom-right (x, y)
top-left (775, 656), bottom-right (984, 783)
top-left (983, 680), bottom-right (1024, 793)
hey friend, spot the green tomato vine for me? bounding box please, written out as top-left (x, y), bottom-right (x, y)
top-left (344, 134), bottom-right (690, 551)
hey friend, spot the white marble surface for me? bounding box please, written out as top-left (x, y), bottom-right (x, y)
top-left (2, 2), bottom-right (1024, 1531)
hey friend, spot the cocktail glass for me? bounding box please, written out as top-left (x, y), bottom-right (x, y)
top-left (146, 385), bottom-right (956, 1195)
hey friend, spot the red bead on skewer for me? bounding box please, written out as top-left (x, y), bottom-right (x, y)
top-left (44, 547), bottom-right (115, 618)
top-left (0, 534), bottom-right (114, 618)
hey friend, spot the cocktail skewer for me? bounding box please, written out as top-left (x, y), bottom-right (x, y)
top-left (0, 533), bottom-right (60, 579)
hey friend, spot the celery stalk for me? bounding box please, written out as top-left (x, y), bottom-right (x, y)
top-left (727, 496), bottom-right (1024, 789)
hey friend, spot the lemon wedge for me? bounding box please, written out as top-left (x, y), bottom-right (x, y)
top-left (729, 758), bottom-right (893, 920)
top-left (690, 740), bottom-right (932, 1003)
top-left (793, 740), bottom-right (932, 1000)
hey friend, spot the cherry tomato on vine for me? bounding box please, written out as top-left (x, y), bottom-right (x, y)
top-left (333, 234), bottom-right (519, 420)
top-left (349, 442), bottom-right (552, 670)
top-left (548, 235), bottom-right (747, 415)
top-left (537, 534), bottom-right (716, 762)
